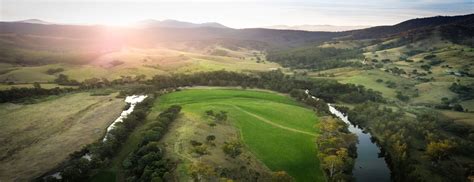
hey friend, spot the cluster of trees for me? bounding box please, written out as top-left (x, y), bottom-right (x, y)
top-left (449, 82), bottom-right (474, 100)
top-left (123, 105), bottom-right (182, 181)
top-left (348, 103), bottom-right (473, 182)
top-left (266, 46), bottom-right (363, 70)
top-left (222, 140), bottom-right (243, 158)
top-left (316, 117), bottom-right (357, 181)
top-left (435, 97), bottom-right (465, 112)
top-left (44, 97), bottom-right (156, 181)
top-left (395, 91), bottom-right (410, 101)
top-left (289, 89), bottom-right (330, 114)
top-left (45, 68), bottom-right (65, 75)
top-left (149, 70), bottom-right (384, 104)
top-left (0, 86), bottom-right (75, 103)
top-left (54, 74), bottom-right (80, 85)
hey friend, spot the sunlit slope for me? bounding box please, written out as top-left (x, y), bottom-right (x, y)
top-left (0, 47), bottom-right (280, 83)
top-left (0, 92), bottom-right (125, 181)
top-left (157, 88), bottom-right (324, 181)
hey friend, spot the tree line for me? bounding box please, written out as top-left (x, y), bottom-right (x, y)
top-left (148, 70), bottom-right (384, 104)
top-left (316, 116), bottom-right (357, 181)
top-left (0, 86), bottom-right (75, 103)
top-left (2, 70), bottom-right (384, 105)
top-left (348, 102), bottom-right (474, 182)
top-left (42, 96), bottom-right (156, 181)
top-left (123, 105), bottom-right (182, 181)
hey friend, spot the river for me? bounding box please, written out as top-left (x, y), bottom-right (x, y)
top-left (305, 90), bottom-right (390, 181)
top-left (47, 95), bottom-right (147, 180)
top-left (328, 104), bottom-right (391, 182)
top-left (103, 95), bottom-right (148, 141)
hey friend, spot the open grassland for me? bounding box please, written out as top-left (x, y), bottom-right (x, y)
top-left (156, 88), bottom-right (324, 181)
top-left (0, 92), bottom-right (125, 181)
top-left (0, 47), bottom-right (280, 83)
top-left (310, 33), bottom-right (473, 106)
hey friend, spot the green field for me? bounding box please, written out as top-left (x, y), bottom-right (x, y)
top-left (0, 92), bottom-right (125, 181)
top-left (156, 88), bottom-right (324, 181)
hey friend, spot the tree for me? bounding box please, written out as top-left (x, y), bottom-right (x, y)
top-left (222, 140), bottom-right (242, 158)
top-left (321, 154), bottom-right (344, 179)
top-left (392, 140), bottom-right (408, 164)
top-left (33, 82), bottom-right (41, 89)
top-left (205, 110), bottom-right (214, 116)
top-left (425, 139), bottom-right (455, 162)
top-left (55, 74), bottom-right (69, 84)
top-left (452, 104), bottom-right (464, 112)
top-left (189, 162), bottom-right (216, 181)
top-left (215, 111), bottom-right (228, 122)
top-left (206, 135), bottom-right (216, 143)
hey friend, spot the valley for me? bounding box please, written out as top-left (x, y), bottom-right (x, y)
top-left (0, 12), bottom-right (473, 182)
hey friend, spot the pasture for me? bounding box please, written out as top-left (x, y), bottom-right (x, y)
top-left (0, 47), bottom-right (280, 83)
top-left (156, 88), bottom-right (324, 181)
top-left (0, 92), bottom-right (125, 181)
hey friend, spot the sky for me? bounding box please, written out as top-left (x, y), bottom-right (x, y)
top-left (1, 0), bottom-right (473, 28)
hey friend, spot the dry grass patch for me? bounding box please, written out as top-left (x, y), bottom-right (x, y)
top-left (0, 92), bottom-right (125, 181)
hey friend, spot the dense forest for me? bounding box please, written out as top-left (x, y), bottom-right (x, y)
top-left (266, 46), bottom-right (364, 70)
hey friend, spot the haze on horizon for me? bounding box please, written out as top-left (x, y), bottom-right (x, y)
top-left (1, 0), bottom-right (473, 28)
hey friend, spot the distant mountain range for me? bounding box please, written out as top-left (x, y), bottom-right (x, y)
top-left (1, 14), bottom-right (472, 49)
top-left (263, 25), bottom-right (371, 32)
top-left (15, 19), bottom-right (53, 25)
top-left (135, 19), bottom-right (228, 29)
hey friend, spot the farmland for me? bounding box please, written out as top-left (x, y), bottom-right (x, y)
top-left (153, 88), bottom-right (324, 181)
top-left (0, 92), bottom-right (125, 181)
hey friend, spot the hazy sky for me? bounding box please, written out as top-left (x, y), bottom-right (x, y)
top-left (1, 0), bottom-right (473, 28)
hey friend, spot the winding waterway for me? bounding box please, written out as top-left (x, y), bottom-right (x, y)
top-left (328, 104), bottom-right (391, 181)
top-left (47, 95), bottom-right (147, 180)
top-left (305, 90), bottom-right (390, 181)
top-left (103, 95), bottom-right (148, 141)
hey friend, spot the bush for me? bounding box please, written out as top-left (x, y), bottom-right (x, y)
top-left (222, 140), bottom-right (242, 158)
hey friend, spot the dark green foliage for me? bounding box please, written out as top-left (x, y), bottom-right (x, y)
top-left (54, 74), bottom-right (80, 85)
top-left (316, 116), bottom-right (357, 181)
top-left (51, 97), bottom-right (156, 181)
top-left (266, 46), bottom-right (363, 70)
top-left (123, 105), bottom-right (181, 181)
top-left (449, 83), bottom-right (474, 100)
top-left (428, 59), bottom-right (444, 66)
top-left (348, 103), bottom-right (474, 181)
top-left (440, 24), bottom-right (474, 46)
top-left (405, 50), bottom-right (424, 57)
top-left (420, 64), bottom-right (431, 71)
top-left (222, 140), bottom-right (242, 158)
top-left (0, 86), bottom-right (75, 103)
top-left (46, 68), bottom-right (65, 75)
top-left (204, 109), bottom-right (228, 123)
top-left (396, 91), bottom-right (410, 101)
top-left (385, 81), bottom-right (397, 88)
top-left (206, 135), bottom-right (216, 142)
top-left (149, 70), bottom-right (384, 104)
top-left (423, 55), bottom-right (436, 59)
top-left (190, 140), bottom-right (203, 147)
